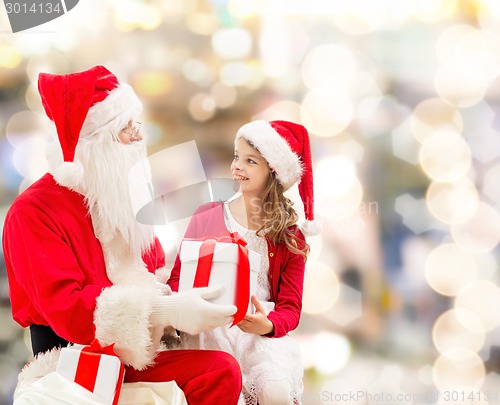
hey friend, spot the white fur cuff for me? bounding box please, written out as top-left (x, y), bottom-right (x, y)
top-left (94, 284), bottom-right (160, 370)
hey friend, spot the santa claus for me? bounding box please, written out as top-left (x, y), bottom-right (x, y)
top-left (2, 65), bottom-right (241, 404)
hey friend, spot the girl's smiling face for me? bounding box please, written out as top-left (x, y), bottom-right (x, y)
top-left (231, 138), bottom-right (271, 196)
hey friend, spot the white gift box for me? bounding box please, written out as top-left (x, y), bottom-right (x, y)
top-left (55, 343), bottom-right (124, 405)
top-left (178, 239), bottom-right (261, 314)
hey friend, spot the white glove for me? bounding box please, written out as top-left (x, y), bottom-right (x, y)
top-left (150, 286), bottom-right (237, 335)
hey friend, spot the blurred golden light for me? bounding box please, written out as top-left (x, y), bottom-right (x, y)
top-left (453, 29), bottom-right (500, 82)
top-left (426, 179), bottom-right (479, 225)
top-left (436, 25), bottom-right (500, 106)
top-left (473, 253), bottom-right (497, 280)
top-left (264, 0), bottom-right (342, 16)
top-left (0, 45), bottom-right (22, 69)
top-left (451, 202), bottom-right (500, 253)
top-left (478, 0), bottom-right (500, 39)
top-left (301, 88), bottom-right (353, 137)
top-left (259, 17), bottom-right (290, 78)
top-left (483, 162), bottom-right (500, 205)
top-left (432, 309), bottom-right (485, 357)
top-left (188, 93), bottom-right (216, 122)
top-left (302, 262), bottom-right (340, 315)
top-left (329, 213), bottom-right (367, 240)
top-left (243, 61), bottom-right (266, 90)
top-left (12, 136), bottom-right (50, 180)
top-left (384, 1), bottom-right (415, 26)
top-left (295, 334), bottom-right (315, 370)
top-left (265, 66), bottom-right (302, 94)
top-left (5, 111), bottom-right (50, 147)
top-left (210, 82), bottom-right (237, 109)
top-left (454, 280), bottom-right (500, 331)
top-left (259, 17), bottom-right (310, 79)
top-left (317, 180), bottom-right (363, 222)
top-left (453, 305), bottom-right (486, 334)
top-left (140, 6), bottom-right (162, 31)
top-left (182, 59), bottom-right (214, 86)
top-left (301, 44), bottom-right (357, 91)
top-left (433, 351), bottom-right (485, 390)
top-left (134, 72), bottom-right (173, 97)
top-left (434, 67), bottom-right (488, 108)
top-left (305, 234), bottom-right (323, 263)
top-left (212, 28), bottom-right (252, 60)
top-left (159, 1), bottom-right (188, 20)
top-left (413, 0), bottom-right (458, 23)
top-left (419, 129), bottom-right (472, 182)
top-left (315, 156), bottom-right (356, 198)
top-left (312, 332), bottom-right (351, 374)
top-left (142, 121), bottom-right (162, 146)
top-left (409, 98), bottom-right (463, 144)
top-left (186, 13), bottom-right (218, 35)
top-left (359, 95), bottom-right (405, 138)
top-left (315, 157), bottom-right (363, 221)
top-left (351, 72), bottom-right (382, 100)
top-left (436, 24), bottom-right (475, 65)
top-left (253, 100), bottom-right (302, 123)
top-left (26, 52), bottom-right (71, 84)
top-left (228, 0), bottom-right (263, 18)
top-left (113, 3), bottom-right (162, 32)
top-left (332, 0), bottom-right (384, 35)
top-left (338, 139), bottom-right (365, 163)
top-left (425, 243), bottom-right (477, 297)
top-left (220, 62), bottom-right (258, 87)
top-left (25, 83), bottom-right (44, 114)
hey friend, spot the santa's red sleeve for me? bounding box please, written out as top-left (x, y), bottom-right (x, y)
top-left (4, 201), bottom-right (165, 370)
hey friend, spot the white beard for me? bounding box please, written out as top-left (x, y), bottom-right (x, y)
top-left (75, 137), bottom-right (158, 285)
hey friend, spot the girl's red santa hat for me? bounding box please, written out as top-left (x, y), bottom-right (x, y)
top-left (38, 65), bottom-right (142, 190)
top-left (236, 120), bottom-right (321, 236)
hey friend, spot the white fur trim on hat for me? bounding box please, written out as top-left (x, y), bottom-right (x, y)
top-left (81, 83), bottom-right (142, 139)
top-left (236, 120), bottom-right (302, 190)
top-left (51, 161), bottom-right (84, 193)
top-left (94, 283), bottom-right (161, 370)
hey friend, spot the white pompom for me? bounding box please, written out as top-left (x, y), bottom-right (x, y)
top-left (51, 161), bottom-right (84, 192)
top-left (300, 219), bottom-right (322, 236)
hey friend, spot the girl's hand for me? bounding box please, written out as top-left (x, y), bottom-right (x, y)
top-left (237, 295), bottom-right (274, 335)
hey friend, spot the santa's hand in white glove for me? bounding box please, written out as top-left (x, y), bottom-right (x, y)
top-left (150, 286), bottom-right (237, 335)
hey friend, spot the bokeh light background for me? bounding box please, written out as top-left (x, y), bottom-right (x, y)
top-left (1, 0), bottom-right (500, 404)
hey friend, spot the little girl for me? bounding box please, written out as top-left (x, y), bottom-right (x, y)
top-left (168, 120), bottom-right (320, 405)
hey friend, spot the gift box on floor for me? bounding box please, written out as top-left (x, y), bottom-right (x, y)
top-left (178, 235), bottom-right (261, 325)
top-left (55, 339), bottom-right (125, 405)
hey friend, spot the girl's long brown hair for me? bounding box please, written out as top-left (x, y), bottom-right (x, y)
top-left (255, 172), bottom-right (310, 261)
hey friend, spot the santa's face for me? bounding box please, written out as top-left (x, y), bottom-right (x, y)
top-left (75, 129), bottom-right (155, 256)
top-left (118, 120), bottom-right (143, 144)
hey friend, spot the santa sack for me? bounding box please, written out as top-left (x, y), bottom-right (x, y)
top-left (14, 373), bottom-right (187, 405)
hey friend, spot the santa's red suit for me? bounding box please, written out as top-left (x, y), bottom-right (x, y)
top-left (2, 66), bottom-right (242, 405)
top-left (5, 173), bottom-right (164, 344)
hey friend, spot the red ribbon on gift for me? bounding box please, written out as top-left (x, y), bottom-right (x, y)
top-left (187, 232), bottom-right (250, 326)
top-left (74, 339), bottom-right (125, 405)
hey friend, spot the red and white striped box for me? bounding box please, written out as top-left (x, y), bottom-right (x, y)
top-left (56, 340), bottom-right (124, 405)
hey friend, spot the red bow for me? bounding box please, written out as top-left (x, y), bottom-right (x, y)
top-left (185, 232), bottom-right (250, 326)
top-left (82, 338), bottom-right (118, 356)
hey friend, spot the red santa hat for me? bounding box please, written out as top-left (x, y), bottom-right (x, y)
top-left (38, 65), bottom-right (142, 190)
top-left (235, 120), bottom-right (321, 236)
